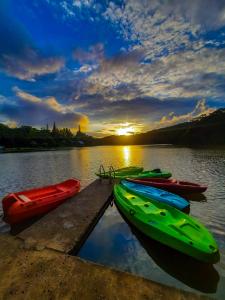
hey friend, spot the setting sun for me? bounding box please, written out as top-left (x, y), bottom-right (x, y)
top-left (116, 126), bottom-right (135, 136)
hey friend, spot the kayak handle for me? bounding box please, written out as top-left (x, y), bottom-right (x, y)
top-left (99, 164), bottom-right (106, 177)
top-left (109, 165), bottom-right (116, 180)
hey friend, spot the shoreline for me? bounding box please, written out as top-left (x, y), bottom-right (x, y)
top-left (1, 146), bottom-right (77, 154)
top-left (1, 144), bottom-right (225, 154)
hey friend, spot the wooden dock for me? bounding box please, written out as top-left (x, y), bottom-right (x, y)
top-left (18, 179), bottom-right (114, 253)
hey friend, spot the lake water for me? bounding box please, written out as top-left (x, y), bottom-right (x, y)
top-left (0, 145), bottom-right (225, 298)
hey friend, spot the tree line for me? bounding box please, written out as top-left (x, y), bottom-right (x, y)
top-left (0, 123), bottom-right (75, 148)
top-left (1, 108), bottom-right (224, 150)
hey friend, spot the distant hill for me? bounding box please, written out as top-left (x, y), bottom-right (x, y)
top-left (1, 108), bottom-right (224, 150)
top-left (96, 108), bottom-right (225, 146)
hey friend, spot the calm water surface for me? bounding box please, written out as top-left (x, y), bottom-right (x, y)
top-left (0, 145), bottom-right (225, 298)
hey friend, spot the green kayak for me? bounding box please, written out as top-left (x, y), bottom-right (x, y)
top-left (127, 170), bottom-right (172, 179)
top-left (96, 166), bottom-right (143, 179)
top-left (114, 183), bottom-right (219, 263)
top-left (96, 166), bottom-right (171, 179)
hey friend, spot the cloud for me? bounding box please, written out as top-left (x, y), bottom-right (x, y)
top-left (152, 99), bottom-right (215, 128)
top-left (102, 0), bottom-right (225, 71)
top-left (57, 0), bottom-right (102, 20)
top-left (73, 93), bottom-right (198, 124)
top-left (42, 1), bottom-right (225, 105)
top-left (73, 43), bottom-right (104, 64)
top-left (2, 49), bottom-right (64, 81)
top-left (73, 0), bottom-right (93, 9)
top-left (1, 89), bottom-right (88, 131)
top-left (74, 64), bottom-right (95, 74)
top-left (0, 4), bottom-right (64, 80)
top-left (100, 49), bottom-right (145, 73)
top-left (83, 97), bottom-right (216, 136)
top-left (81, 47), bottom-right (225, 101)
top-left (159, 0), bottom-right (225, 30)
top-left (95, 121), bottom-right (145, 137)
top-left (1, 0), bottom-right (224, 137)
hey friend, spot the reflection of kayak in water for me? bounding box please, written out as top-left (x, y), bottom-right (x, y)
top-left (133, 227), bottom-right (220, 293)
top-left (185, 193), bottom-right (207, 202)
top-left (116, 205), bottom-right (220, 294)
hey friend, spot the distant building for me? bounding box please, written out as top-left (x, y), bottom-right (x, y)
top-left (75, 124), bottom-right (87, 140)
top-left (74, 124), bottom-right (92, 146)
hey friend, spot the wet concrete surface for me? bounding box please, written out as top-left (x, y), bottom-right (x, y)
top-left (0, 234), bottom-right (210, 300)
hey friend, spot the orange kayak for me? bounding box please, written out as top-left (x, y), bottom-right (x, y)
top-left (2, 179), bottom-right (80, 224)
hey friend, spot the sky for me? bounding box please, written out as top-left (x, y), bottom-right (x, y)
top-left (0, 0), bottom-right (225, 136)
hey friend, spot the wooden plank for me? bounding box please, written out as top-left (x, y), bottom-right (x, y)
top-left (18, 179), bottom-right (114, 253)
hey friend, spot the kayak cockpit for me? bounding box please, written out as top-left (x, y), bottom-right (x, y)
top-left (18, 194), bottom-right (31, 202)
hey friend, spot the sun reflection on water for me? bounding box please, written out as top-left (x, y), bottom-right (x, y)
top-left (123, 146), bottom-right (131, 165)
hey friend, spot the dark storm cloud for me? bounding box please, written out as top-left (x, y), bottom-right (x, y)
top-left (74, 94), bottom-right (198, 122)
top-left (172, 73), bottom-right (225, 95)
top-left (0, 2), bottom-right (64, 80)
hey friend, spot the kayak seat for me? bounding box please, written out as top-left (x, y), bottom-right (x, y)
top-left (160, 211), bottom-right (166, 216)
top-left (175, 219), bottom-right (200, 230)
top-left (18, 194), bottom-right (31, 203)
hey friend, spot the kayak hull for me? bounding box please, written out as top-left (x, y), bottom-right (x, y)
top-left (121, 180), bottom-right (189, 211)
top-left (96, 166), bottom-right (172, 179)
top-left (114, 184), bottom-right (219, 263)
top-left (2, 179), bottom-right (80, 224)
top-left (127, 171), bottom-right (172, 179)
top-left (127, 178), bottom-right (207, 194)
top-left (96, 166), bottom-right (143, 179)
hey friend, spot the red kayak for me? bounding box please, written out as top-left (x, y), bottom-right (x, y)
top-left (2, 178), bottom-right (80, 224)
top-left (126, 178), bottom-right (207, 194)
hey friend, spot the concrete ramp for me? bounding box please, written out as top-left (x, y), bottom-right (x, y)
top-left (0, 235), bottom-right (208, 300)
top-left (18, 179), bottom-right (114, 253)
